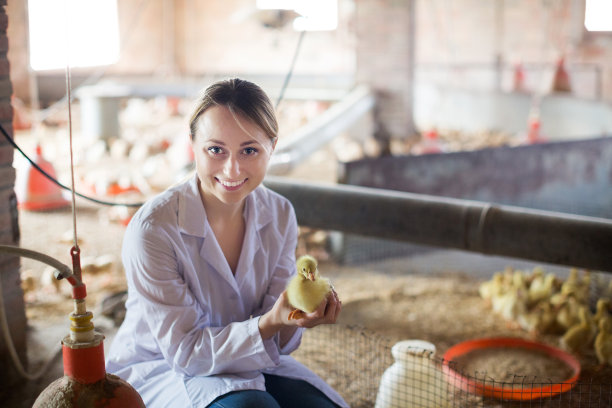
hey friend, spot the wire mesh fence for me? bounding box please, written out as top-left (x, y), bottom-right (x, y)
top-left (293, 324), bottom-right (612, 408)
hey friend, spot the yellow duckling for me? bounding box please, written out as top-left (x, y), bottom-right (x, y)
top-left (492, 284), bottom-right (527, 324)
top-left (528, 273), bottom-right (557, 307)
top-left (556, 296), bottom-right (581, 331)
top-left (286, 255), bottom-right (331, 320)
top-left (560, 306), bottom-right (597, 353)
top-left (512, 269), bottom-right (527, 290)
top-left (560, 268), bottom-right (580, 298)
top-left (594, 298), bottom-right (611, 327)
top-left (526, 266), bottom-right (545, 286)
top-left (595, 316), bottom-right (612, 368)
top-left (575, 270), bottom-right (591, 304)
top-left (517, 300), bottom-right (556, 336)
top-left (479, 273), bottom-right (504, 305)
top-left (501, 266), bottom-right (516, 291)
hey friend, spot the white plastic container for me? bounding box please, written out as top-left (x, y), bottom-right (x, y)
top-left (375, 340), bottom-right (448, 408)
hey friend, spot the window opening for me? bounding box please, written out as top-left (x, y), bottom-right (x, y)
top-left (256, 0), bottom-right (338, 31)
top-left (584, 0), bottom-right (612, 32)
top-left (28, 0), bottom-right (120, 71)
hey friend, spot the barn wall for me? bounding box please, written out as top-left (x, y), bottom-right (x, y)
top-left (415, 0), bottom-right (612, 100)
top-left (7, 1), bottom-right (612, 105)
top-left (9, 0), bottom-right (356, 105)
top-left (355, 0), bottom-right (416, 139)
top-left (0, 0), bottom-right (27, 392)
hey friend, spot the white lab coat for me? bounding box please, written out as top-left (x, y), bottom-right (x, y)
top-left (106, 175), bottom-right (348, 408)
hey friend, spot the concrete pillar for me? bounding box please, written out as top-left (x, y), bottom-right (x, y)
top-left (0, 0), bottom-right (28, 391)
top-left (355, 0), bottom-right (416, 140)
top-left (77, 84), bottom-right (129, 143)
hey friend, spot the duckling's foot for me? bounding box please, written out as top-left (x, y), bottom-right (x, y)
top-left (288, 309), bottom-right (305, 320)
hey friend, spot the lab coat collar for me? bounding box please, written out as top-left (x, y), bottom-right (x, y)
top-left (178, 175), bottom-right (276, 292)
top-left (246, 185), bottom-right (275, 231)
top-left (234, 187), bottom-right (274, 289)
top-left (177, 175), bottom-right (275, 237)
top-left (178, 176), bottom-right (236, 290)
top-left (177, 175), bottom-right (207, 238)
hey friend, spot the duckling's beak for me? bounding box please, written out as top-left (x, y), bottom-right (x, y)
top-left (308, 270), bottom-right (316, 281)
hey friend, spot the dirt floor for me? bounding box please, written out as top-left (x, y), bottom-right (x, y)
top-left (7, 199), bottom-right (612, 408)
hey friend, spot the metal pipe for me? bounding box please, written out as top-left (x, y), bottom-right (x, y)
top-left (0, 245), bottom-right (75, 282)
top-left (263, 177), bottom-right (612, 273)
top-left (0, 245), bottom-right (69, 381)
top-left (268, 85), bottom-right (375, 175)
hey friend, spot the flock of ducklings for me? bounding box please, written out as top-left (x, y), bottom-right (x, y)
top-left (479, 267), bottom-right (612, 367)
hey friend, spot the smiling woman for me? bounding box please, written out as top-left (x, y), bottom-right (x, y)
top-left (105, 78), bottom-right (348, 408)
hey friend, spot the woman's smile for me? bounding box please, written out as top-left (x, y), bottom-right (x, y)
top-left (216, 177), bottom-right (247, 191)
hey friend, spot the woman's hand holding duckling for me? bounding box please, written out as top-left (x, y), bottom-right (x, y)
top-left (259, 288), bottom-right (342, 341)
top-left (285, 287), bottom-right (342, 328)
top-left (259, 255), bottom-right (341, 343)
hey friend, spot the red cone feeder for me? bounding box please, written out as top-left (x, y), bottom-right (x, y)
top-left (512, 62), bottom-right (526, 92)
top-left (526, 111), bottom-right (547, 144)
top-left (16, 144), bottom-right (70, 211)
top-left (412, 129), bottom-right (444, 155)
top-left (552, 57), bottom-right (571, 93)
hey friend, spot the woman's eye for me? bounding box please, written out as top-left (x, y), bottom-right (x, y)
top-left (243, 147), bottom-right (258, 155)
top-left (207, 146), bottom-right (223, 155)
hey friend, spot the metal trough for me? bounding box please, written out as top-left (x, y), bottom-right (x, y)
top-left (320, 136), bottom-right (612, 268)
top-left (341, 136), bottom-right (612, 219)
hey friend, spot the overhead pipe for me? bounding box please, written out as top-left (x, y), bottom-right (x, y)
top-left (263, 177), bottom-right (612, 273)
top-left (268, 85), bottom-right (375, 175)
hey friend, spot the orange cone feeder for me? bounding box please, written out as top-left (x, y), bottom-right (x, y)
top-left (16, 144), bottom-right (70, 211)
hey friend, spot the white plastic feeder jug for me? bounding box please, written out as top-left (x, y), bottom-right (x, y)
top-left (375, 339), bottom-right (448, 408)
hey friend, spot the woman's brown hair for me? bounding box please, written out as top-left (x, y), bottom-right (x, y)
top-left (189, 78), bottom-right (278, 144)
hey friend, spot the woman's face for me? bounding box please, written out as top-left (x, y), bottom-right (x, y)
top-left (192, 105), bottom-right (274, 208)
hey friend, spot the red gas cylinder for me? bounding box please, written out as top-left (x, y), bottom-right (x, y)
top-left (33, 301), bottom-right (144, 407)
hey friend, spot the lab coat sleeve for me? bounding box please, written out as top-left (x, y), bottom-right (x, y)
top-left (123, 219), bottom-right (279, 377)
top-left (252, 205), bottom-right (303, 355)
